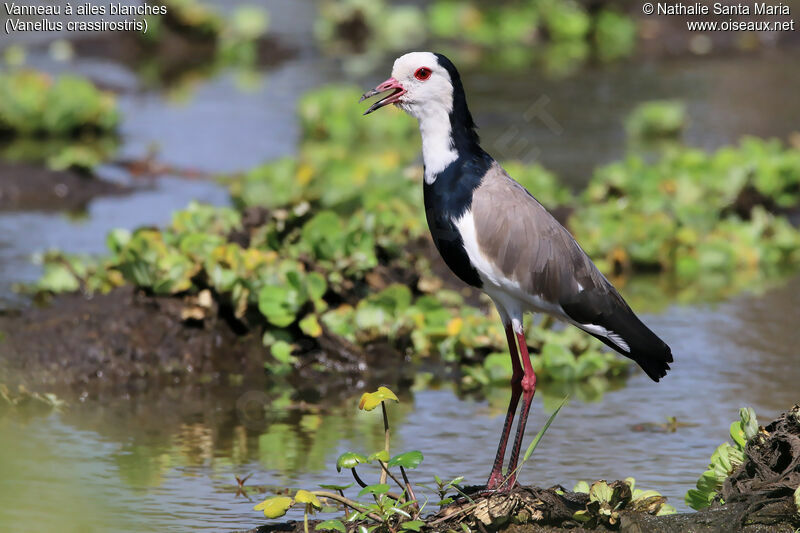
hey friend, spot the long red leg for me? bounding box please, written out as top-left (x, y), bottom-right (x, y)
top-left (485, 324), bottom-right (524, 490)
top-left (504, 329), bottom-right (537, 488)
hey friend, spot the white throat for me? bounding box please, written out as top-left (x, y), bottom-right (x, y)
top-left (415, 104), bottom-right (458, 184)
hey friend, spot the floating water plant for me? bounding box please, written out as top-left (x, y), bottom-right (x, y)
top-left (26, 86), bottom-right (800, 385)
top-left (685, 407), bottom-right (760, 510)
top-left (625, 100), bottom-right (688, 140)
top-left (572, 478), bottom-right (675, 527)
top-left (0, 69), bottom-right (119, 137)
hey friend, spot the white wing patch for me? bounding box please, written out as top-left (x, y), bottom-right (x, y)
top-left (580, 323), bottom-right (631, 353)
top-left (453, 209), bottom-right (569, 328)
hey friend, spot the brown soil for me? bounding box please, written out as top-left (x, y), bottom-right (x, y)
top-left (0, 162), bottom-right (130, 212)
top-left (0, 286), bottom-right (409, 398)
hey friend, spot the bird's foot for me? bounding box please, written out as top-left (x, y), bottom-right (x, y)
top-left (476, 474), bottom-right (517, 497)
top-left (445, 480), bottom-right (516, 508)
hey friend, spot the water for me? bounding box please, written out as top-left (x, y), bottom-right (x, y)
top-left (1, 275), bottom-right (799, 530)
top-left (1, 2), bottom-right (800, 531)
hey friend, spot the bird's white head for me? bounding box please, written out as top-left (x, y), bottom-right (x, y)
top-left (360, 51), bottom-right (453, 119)
top-left (361, 52), bottom-right (479, 183)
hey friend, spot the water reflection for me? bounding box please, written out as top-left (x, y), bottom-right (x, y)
top-left (0, 3), bottom-right (798, 531)
top-left (2, 276), bottom-right (798, 531)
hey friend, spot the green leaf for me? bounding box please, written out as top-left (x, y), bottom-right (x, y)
top-left (316, 519), bottom-right (346, 533)
top-left (319, 483), bottom-right (353, 491)
top-left (729, 421), bottom-right (746, 449)
top-left (258, 284), bottom-right (302, 327)
top-left (270, 340), bottom-right (294, 364)
top-left (299, 313), bottom-right (323, 337)
top-left (336, 452), bottom-right (368, 472)
top-left (254, 496), bottom-right (293, 518)
top-left (306, 271), bottom-right (328, 307)
top-left (387, 451), bottom-right (424, 469)
top-left (794, 485), bottom-right (800, 513)
top-left (685, 488), bottom-right (714, 510)
top-left (295, 489), bottom-right (322, 509)
top-left (696, 469), bottom-right (720, 493)
top-left (358, 386), bottom-right (399, 411)
top-left (358, 483), bottom-right (390, 497)
top-left (589, 481), bottom-right (613, 504)
top-left (522, 396), bottom-right (568, 463)
top-left (739, 407), bottom-right (759, 440)
top-left (400, 520), bottom-right (425, 532)
top-left (657, 504), bottom-right (677, 516)
top-left (573, 480), bottom-right (590, 493)
top-left (447, 476), bottom-right (464, 487)
top-left (368, 450), bottom-right (390, 463)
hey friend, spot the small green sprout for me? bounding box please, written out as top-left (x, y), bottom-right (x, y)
top-left (358, 387), bottom-right (399, 411)
top-left (253, 387), bottom-right (438, 530)
top-left (296, 490), bottom-right (323, 533)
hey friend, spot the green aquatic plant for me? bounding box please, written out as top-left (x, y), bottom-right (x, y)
top-left (572, 478), bottom-right (675, 527)
top-left (423, 0), bottom-right (634, 73)
top-left (794, 485), bottom-right (800, 514)
top-left (0, 384), bottom-right (64, 413)
top-left (314, 0), bottom-right (426, 56)
top-left (312, 0), bottom-right (637, 74)
top-left (571, 138), bottom-right (800, 278)
top-left (254, 387), bottom-right (431, 532)
top-left (594, 10), bottom-right (637, 62)
top-left (137, 0), bottom-right (270, 91)
top-left (685, 407), bottom-right (760, 510)
top-left (625, 100), bottom-right (688, 141)
top-left (0, 69), bottom-right (119, 137)
top-left (252, 387), bottom-right (572, 530)
top-left (542, 0), bottom-right (591, 42)
top-left (0, 69), bottom-right (120, 170)
top-left (26, 85), bottom-right (800, 386)
top-left (461, 324), bottom-right (628, 388)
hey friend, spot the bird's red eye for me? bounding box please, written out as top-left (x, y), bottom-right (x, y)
top-left (414, 67), bottom-right (432, 81)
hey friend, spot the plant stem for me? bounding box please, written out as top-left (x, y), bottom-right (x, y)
top-left (380, 402), bottom-right (390, 485)
top-left (351, 467), bottom-right (368, 488)
top-left (399, 466), bottom-right (418, 512)
top-left (303, 509), bottom-right (309, 533)
top-left (378, 461), bottom-right (407, 494)
top-left (311, 491), bottom-right (384, 523)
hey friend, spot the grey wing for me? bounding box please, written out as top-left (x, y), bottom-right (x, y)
top-left (472, 166), bottom-right (608, 303)
top-left (472, 165), bottom-right (673, 382)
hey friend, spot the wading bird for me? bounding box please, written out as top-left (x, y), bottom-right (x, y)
top-left (361, 52), bottom-right (672, 491)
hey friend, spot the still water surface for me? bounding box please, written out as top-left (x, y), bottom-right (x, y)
top-left (1, 275), bottom-right (798, 531)
top-left (0, 2), bottom-right (799, 530)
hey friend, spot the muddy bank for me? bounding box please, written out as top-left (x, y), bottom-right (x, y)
top-left (241, 407), bottom-right (800, 533)
top-left (0, 162), bottom-right (130, 212)
top-left (0, 286), bottom-right (408, 396)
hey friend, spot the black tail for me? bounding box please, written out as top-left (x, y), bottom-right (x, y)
top-left (562, 289), bottom-right (673, 382)
top-left (590, 308), bottom-right (672, 382)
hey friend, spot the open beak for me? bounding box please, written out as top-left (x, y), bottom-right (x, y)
top-left (360, 77), bottom-right (406, 115)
